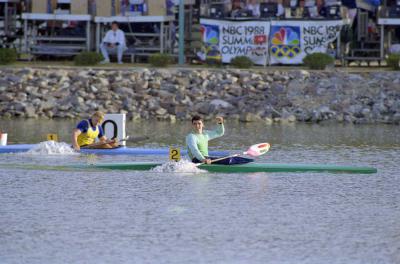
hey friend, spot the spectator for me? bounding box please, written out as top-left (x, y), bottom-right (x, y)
top-left (295, 0), bottom-right (305, 18)
top-left (316, 0), bottom-right (327, 17)
top-left (246, 0), bottom-right (260, 17)
top-left (231, 0), bottom-right (244, 17)
top-left (277, 0), bottom-right (285, 17)
top-left (342, 0), bottom-right (357, 26)
top-left (100, 21), bottom-right (126, 64)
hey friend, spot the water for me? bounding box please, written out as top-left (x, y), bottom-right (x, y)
top-left (0, 119), bottom-right (399, 264)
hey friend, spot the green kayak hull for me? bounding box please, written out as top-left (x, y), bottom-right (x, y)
top-left (76, 162), bottom-right (377, 174)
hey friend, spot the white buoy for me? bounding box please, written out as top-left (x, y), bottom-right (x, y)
top-left (0, 133), bottom-right (7, 146)
top-left (103, 113), bottom-right (126, 146)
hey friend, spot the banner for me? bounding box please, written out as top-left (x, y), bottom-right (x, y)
top-left (269, 20), bottom-right (342, 64)
top-left (199, 19), bottom-right (270, 65)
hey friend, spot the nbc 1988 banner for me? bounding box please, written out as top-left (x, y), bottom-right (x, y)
top-left (199, 19), bottom-right (343, 65)
top-left (269, 20), bottom-right (342, 64)
top-left (198, 19), bottom-right (270, 66)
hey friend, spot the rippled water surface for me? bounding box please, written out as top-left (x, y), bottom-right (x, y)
top-left (0, 119), bottom-right (399, 264)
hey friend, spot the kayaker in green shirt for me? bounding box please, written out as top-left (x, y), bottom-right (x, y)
top-left (186, 115), bottom-right (254, 165)
top-left (186, 115), bottom-right (225, 164)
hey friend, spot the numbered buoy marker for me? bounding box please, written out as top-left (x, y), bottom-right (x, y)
top-left (169, 147), bottom-right (181, 162)
top-left (47, 134), bottom-right (58, 142)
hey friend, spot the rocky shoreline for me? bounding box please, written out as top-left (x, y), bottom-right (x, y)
top-left (0, 67), bottom-right (399, 124)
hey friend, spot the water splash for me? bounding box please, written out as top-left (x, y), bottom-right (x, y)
top-left (151, 160), bottom-right (206, 173)
top-left (25, 141), bottom-right (77, 155)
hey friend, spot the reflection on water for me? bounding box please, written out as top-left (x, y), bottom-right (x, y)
top-left (0, 119), bottom-right (399, 264)
top-left (0, 118), bottom-right (399, 148)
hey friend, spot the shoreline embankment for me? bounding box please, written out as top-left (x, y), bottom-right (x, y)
top-left (1, 67), bottom-right (399, 124)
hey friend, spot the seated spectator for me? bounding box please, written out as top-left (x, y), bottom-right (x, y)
top-left (316, 0), bottom-right (327, 17)
top-left (302, 0), bottom-right (320, 17)
top-left (276, 0), bottom-right (285, 17)
top-left (231, 0), bottom-right (244, 17)
top-left (100, 21), bottom-right (127, 64)
top-left (246, 0), bottom-right (261, 17)
top-left (295, 0), bottom-right (305, 18)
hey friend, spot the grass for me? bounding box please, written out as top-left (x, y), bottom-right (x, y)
top-left (0, 56), bottom-right (393, 73)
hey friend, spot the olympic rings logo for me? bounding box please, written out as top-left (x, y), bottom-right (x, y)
top-left (270, 45), bottom-right (301, 58)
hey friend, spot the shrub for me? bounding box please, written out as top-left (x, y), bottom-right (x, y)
top-left (231, 56), bottom-right (253, 69)
top-left (302, 52), bottom-right (335, 70)
top-left (0, 48), bottom-right (17, 65)
top-left (386, 54), bottom-right (400, 70)
top-left (149, 53), bottom-right (173, 67)
top-left (74, 52), bottom-right (103, 66)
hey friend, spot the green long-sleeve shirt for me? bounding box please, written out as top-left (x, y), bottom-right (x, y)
top-left (186, 124), bottom-right (224, 161)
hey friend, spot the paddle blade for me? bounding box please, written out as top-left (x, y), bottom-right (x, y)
top-left (243, 143), bottom-right (270, 157)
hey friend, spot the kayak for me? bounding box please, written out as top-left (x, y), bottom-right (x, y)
top-left (75, 162), bottom-right (378, 174)
top-left (0, 144), bottom-right (229, 156)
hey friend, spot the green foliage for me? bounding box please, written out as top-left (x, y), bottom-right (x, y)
top-left (386, 54), bottom-right (400, 70)
top-left (0, 48), bottom-right (17, 65)
top-left (148, 53), bottom-right (173, 67)
top-left (74, 52), bottom-right (103, 66)
top-left (230, 56), bottom-right (253, 69)
top-left (302, 52), bottom-right (335, 70)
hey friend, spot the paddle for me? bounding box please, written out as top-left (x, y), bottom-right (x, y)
top-left (196, 142), bottom-right (270, 166)
top-left (81, 136), bottom-right (131, 149)
top-left (80, 135), bottom-right (150, 150)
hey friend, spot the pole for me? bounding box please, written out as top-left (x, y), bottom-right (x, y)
top-left (178, 0), bottom-right (185, 65)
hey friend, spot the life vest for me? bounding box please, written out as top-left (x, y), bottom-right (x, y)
top-left (77, 120), bottom-right (100, 146)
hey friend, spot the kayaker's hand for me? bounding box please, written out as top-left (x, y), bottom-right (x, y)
top-left (73, 144), bottom-right (80, 151)
top-left (216, 116), bottom-right (224, 124)
top-left (204, 158), bottom-right (212, 165)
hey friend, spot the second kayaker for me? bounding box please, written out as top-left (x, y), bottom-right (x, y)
top-left (186, 115), bottom-right (225, 164)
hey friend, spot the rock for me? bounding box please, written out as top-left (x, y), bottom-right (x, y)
top-left (0, 93), bottom-right (14, 101)
top-left (98, 77), bottom-right (109, 86)
top-left (135, 80), bottom-right (149, 90)
top-left (293, 108), bottom-right (312, 122)
top-left (227, 85), bottom-right (242, 96)
top-left (7, 75), bottom-right (22, 83)
top-left (348, 74), bottom-right (364, 82)
top-left (175, 77), bottom-right (190, 87)
top-left (155, 108), bottom-right (167, 115)
top-left (287, 115), bottom-right (296, 122)
top-left (131, 113), bottom-right (141, 121)
top-left (264, 117), bottom-right (273, 124)
top-left (116, 87), bottom-right (134, 97)
top-left (209, 99), bottom-right (233, 109)
top-left (226, 76), bottom-right (238, 84)
top-left (157, 90), bottom-right (175, 99)
top-left (343, 114), bottom-right (355, 123)
top-left (239, 113), bottom-right (262, 122)
top-left (25, 105), bottom-right (37, 118)
top-left (200, 70), bottom-right (209, 80)
top-left (287, 80), bottom-right (305, 94)
top-left (149, 80), bottom-right (162, 89)
top-left (194, 102), bottom-right (212, 115)
top-left (271, 83), bottom-right (285, 94)
top-left (168, 114), bottom-right (176, 123)
top-left (361, 108), bottom-right (371, 118)
top-left (348, 104), bottom-right (363, 116)
top-left (392, 113), bottom-right (400, 124)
